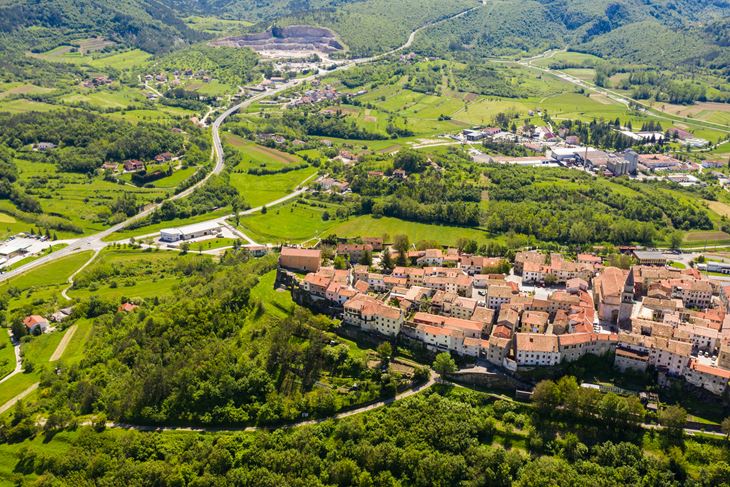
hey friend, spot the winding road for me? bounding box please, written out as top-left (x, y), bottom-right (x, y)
top-left (0, 3), bottom-right (487, 285)
top-left (0, 329), bottom-right (21, 386)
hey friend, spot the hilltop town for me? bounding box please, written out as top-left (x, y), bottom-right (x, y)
top-left (279, 242), bottom-right (730, 397)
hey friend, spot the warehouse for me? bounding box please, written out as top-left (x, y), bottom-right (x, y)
top-left (160, 221), bottom-right (222, 243)
top-left (0, 238), bottom-right (34, 261)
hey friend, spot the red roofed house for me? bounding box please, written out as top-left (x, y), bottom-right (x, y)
top-left (684, 359), bottom-right (730, 396)
top-left (23, 315), bottom-right (49, 334)
top-left (343, 294), bottom-right (404, 337)
top-left (514, 333), bottom-right (560, 366)
top-left (411, 311), bottom-right (485, 338)
top-left (118, 303), bottom-right (138, 313)
top-left (123, 159), bottom-right (145, 172)
top-left (155, 152), bottom-right (174, 163)
top-left (336, 243), bottom-right (373, 263)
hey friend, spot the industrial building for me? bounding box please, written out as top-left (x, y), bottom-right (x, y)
top-left (160, 222), bottom-right (223, 243)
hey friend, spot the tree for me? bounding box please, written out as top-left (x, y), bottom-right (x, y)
top-left (532, 380), bottom-right (561, 414)
top-left (333, 255), bottom-right (347, 270)
top-left (232, 197), bottom-right (242, 226)
top-left (381, 247), bottom-right (393, 272)
top-left (659, 405), bottom-right (687, 440)
top-left (358, 250), bottom-right (372, 266)
top-left (722, 416), bottom-right (730, 440)
top-left (376, 342), bottom-right (392, 365)
top-left (669, 231), bottom-right (683, 250)
top-left (432, 352), bottom-right (456, 378)
top-left (393, 234), bottom-right (409, 266)
top-left (10, 320), bottom-right (26, 339)
top-left (180, 242), bottom-right (190, 255)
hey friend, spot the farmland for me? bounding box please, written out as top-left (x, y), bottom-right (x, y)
top-left (225, 134), bottom-right (318, 207)
top-left (3, 158), bottom-right (169, 237)
top-left (30, 46), bottom-right (152, 70)
top-left (331, 215), bottom-right (490, 246)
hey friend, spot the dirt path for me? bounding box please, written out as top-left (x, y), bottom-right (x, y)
top-left (61, 248), bottom-right (101, 301)
top-left (0, 383), bottom-right (39, 416)
top-left (0, 329), bottom-right (21, 385)
top-left (49, 325), bottom-right (77, 362)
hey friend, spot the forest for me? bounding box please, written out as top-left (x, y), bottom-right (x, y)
top-left (0, 0), bottom-right (207, 54)
top-left (3, 383), bottom-right (730, 486)
top-left (346, 150), bottom-right (483, 227)
top-left (482, 164), bottom-right (712, 244)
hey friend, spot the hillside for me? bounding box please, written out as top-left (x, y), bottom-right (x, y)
top-left (407, 0), bottom-right (729, 69)
top-left (0, 0), bottom-right (207, 54)
top-left (411, 0), bottom-right (565, 57)
top-left (576, 19), bottom-right (722, 68)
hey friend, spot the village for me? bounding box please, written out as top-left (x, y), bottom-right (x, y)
top-left (277, 242), bottom-right (730, 398)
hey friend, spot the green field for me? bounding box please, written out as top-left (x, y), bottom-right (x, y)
top-left (67, 248), bottom-right (203, 302)
top-left (248, 269), bottom-right (295, 323)
top-left (1, 251), bottom-right (92, 292)
top-left (225, 134), bottom-right (319, 207)
top-left (0, 83), bottom-right (55, 99)
top-left (189, 237), bottom-right (239, 250)
top-left (0, 98), bottom-right (60, 114)
top-left (0, 212), bottom-right (40, 240)
top-left (0, 329), bottom-right (66, 412)
top-left (238, 200), bottom-right (340, 244)
top-left (60, 86), bottom-right (147, 109)
top-left (0, 251), bottom-right (93, 322)
top-left (237, 199), bottom-right (490, 246)
top-left (31, 47), bottom-right (151, 70)
top-left (56, 318), bottom-right (94, 365)
top-left (23, 328), bottom-right (66, 364)
top-left (530, 51), bottom-right (604, 68)
top-left (150, 166), bottom-right (198, 189)
top-left (332, 215), bottom-right (489, 246)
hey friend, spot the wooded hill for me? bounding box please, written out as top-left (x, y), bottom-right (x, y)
top-left (410, 0), bottom-right (729, 70)
top-left (0, 0), bottom-right (207, 54)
